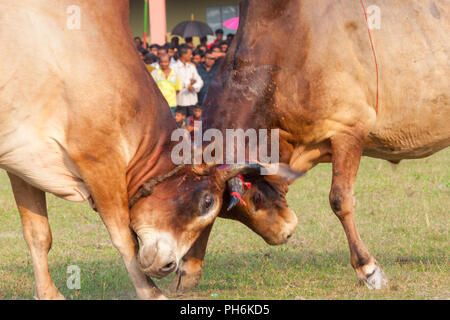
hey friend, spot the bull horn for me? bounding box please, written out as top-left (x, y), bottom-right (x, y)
top-left (226, 176), bottom-right (246, 211)
top-left (218, 163), bottom-right (263, 181)
top-left (218, 162), bottom-right (305, 184)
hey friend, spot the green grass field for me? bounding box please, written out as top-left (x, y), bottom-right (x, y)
top-left (0, 149), bottom-right (448, 300)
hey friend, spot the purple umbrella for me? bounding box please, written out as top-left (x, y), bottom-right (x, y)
top-left (223, 17), bottom-right (239, 30)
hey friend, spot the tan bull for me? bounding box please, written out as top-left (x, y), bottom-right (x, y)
top-left (0, 0), bottom-right (298, 299)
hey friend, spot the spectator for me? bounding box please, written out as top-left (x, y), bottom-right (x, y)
top-left (186, 105), bottom-right (202, 139)
top-left (158, 46), bottom-right (168, 57)
top-left (137, 47), bottom-right (148, 60)
top-left (171, 36), bottom-right (180, 48)
top-left (149, 46), bottom-right (171, 70)
top-left (197, 50), bottom-right (222, 105)
top-left (226, 33), bottom-right (234, 44)
top-left (173, 45), bottom-right (204, 117)
top-left (200, 36), bottom-right (208, 47)
top-left (151, 54), bottom-right (181, 116)
top-left (149, 44), bottom-right (159, 56)
top-left (174, 107), bottom-right (187, 128)
top-left (211, 45), bottom-right (221, 55)
top-left (185, 37), bottom-right (194, 49)
top-left (144, 53), bottom-right (158, 73)
top-left (191, 49), bottom-right (202, 67)
top-left (197, 44), bottom-right (207, 54)
top-left (208, 29), bottom-right (224, 49)
top-left (219, 41), bottom-right (229, 53)
top-left (134, 36), bottom-right (143, 49)
top-left (200, 52), bottom-right (206, 64)
top-left (166, 43), bottom-right (177, 65)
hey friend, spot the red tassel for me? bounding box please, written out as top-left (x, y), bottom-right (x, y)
top-left (230, 192), bottom-right (247, 207)
top-left (237, 174), bottom-right (252, 189)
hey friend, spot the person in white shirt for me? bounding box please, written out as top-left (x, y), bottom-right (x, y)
top-left (172, 45), bottom-right (203, 117)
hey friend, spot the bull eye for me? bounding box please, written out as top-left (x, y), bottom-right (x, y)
top-left (200, 193), bottom-right (215, 214)
top-left (253, 191), bottom-right (262, 210)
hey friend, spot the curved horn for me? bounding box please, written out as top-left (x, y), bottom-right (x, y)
top-left (218, 163), bottom-right (263, 181)
top-left (226, 176), bottom-right (245, 211)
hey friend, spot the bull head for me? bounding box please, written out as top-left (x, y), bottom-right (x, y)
top-left (129, 161), bottom-right (304, 279)
top-left (219, 163), bottom-right (305, 211)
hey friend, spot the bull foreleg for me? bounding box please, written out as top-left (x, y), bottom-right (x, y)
top-left (329, 133), bottom-right (388, 289)
top-left (74, 159), bottom-right (166, 300)
top-left (170, 222), bottom-right (214, 294)
top-left (8, 173), bottom-right (64, 300)
top-left (90, 190), bottom-right (165, 299)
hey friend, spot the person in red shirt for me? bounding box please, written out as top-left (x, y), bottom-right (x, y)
top-left (207, 29), bottom-right (224, 50)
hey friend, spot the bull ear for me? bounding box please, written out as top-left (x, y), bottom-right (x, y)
top-left (257, 163), bottom-right (306, 184)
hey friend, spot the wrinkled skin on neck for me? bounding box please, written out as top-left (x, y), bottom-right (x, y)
top-left (202, 2), bottom-right (305, 165)
top-left (200, 0), bottom-right (301, 244)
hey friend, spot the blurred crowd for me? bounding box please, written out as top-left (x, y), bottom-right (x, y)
top-left (134, 29), bottom-right (234, 136)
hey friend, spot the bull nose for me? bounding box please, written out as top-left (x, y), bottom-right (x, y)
top-left (138, 244), bottom-right (158, 270)
top-left (159, 260), bottom-right (177, 274)
top-left (278, 230), bottom-right (294, 244)
top-left (142, 255), bottom-right (178, 279)
top-left (137, 234), bottom-right (178, 278)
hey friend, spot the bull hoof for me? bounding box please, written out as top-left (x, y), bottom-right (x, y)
top-left (34, 292), bottom-right (66, 300)
top-left (364, 265), bottom-right (388, 290)
top-left (170, 269), bottom-right (203, 294)
top-left (33, 286), bottom-right (66, 300)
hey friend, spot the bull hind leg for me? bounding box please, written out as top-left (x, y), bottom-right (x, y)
top-left (170, 222), bottom-right (214, 294)
top-left (329, 133), bottom-right (388, 289)
top-left (7, 173), bottom-right (64, 299)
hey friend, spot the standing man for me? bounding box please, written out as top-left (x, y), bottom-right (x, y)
top-left (173, 45), bottom-right (203, 117)
top-left (134, 37), bottom-right (143, 49)
top-left (149, 44), bottom-right (159, 56)
top-left (184, 37), bottom-right (194, 49)
top-left (226, 33), bottom-right (234, 44)
top-left (151, 54), bottom-right (181, 116)
top-left (200, 36), bottom-right (208, 48)
top-left (207, 29), bottom-right (224, 50)
top-left (219, 41), bottom-right (229, 53)
top-left (191, 49), bottom-right (203, 67)
top-left (166, 43), bottom-right (177, 66)
top-left (197, 50), bottom-right (222, 106)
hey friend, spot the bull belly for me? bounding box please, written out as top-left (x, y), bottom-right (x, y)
top-left (363, 130), bottom-right (450, 161)
top-left (0, 142), bottom-right (90, 202)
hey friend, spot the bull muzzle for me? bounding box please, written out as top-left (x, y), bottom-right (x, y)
top-left (136, 230), bottom-right (179, 279)
top-left (264, 209), bottom-right (298, 245)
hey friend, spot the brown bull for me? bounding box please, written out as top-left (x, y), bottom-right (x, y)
top-left (175, 0), bottom-right (450, 291)
top-left (0, 0), bottom-right (297, 299)
top-left (171, 176), bottom-right (297, 292)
